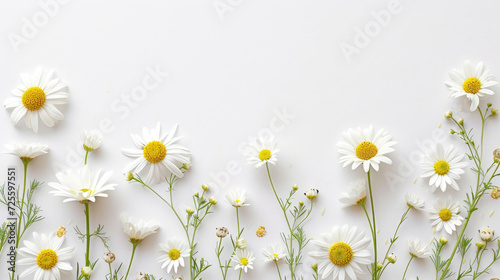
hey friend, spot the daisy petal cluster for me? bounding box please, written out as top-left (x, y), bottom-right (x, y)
top-left (421, 143), bottom-right (467, 192)
top-left (157, 238), bottom-right (190, 273)
top-left (405, 193), bottom-right (425, 210)
top-left (122, 123), bottom-right (191, 185)
top-left (225, 188), bottom-right (250, 207)
top-left (81, 130), bottom-right (103, 152)
top-left (408, 239), bottom-right (431, 258)
top-left (120, 213), bottom-right (160, 244)
top-left (262, 243), bottom-right (286, 262)
top-left (232, 249), bottom-right (255, 273)
top-left (429, 198), bottom-right (464, 234)
top-left (246, 136), bottom-right (279, 168)
top-left (339, 179), bottom-right (367, 208)
top-left (4, 67), bottom-right (68, 132)
top-left (445, 61), bottom-right (497, 111)
top-left (3, 142), bottom-right (49, 162)
top-left (338, 126), bottom-right (396, 172)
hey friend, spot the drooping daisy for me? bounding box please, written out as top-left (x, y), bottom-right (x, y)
top-left (122, 123), bottom-right (191, 185)
top-left (429, 198), bottom-right (464, 235)
top-left (49, 166), bottom-right (116, 203)
top-left (421, 143), bottom-right (467, 192)
top-left (232, 249), bottom-right (255, 273)
top-left (339, 179), bottom-right (367, 208)
top-left (338, 126), bottom-right (396, 172)
top-left (225, 188), bottom-right (249, 207)
top-left (3, 142), bottom-right (49, 163)
top-left (405, 193), bottom-right (425, 210)
top-left (81, 130), bottom-right (103, 152)
top-left (262, 243), bottom-right (286, 262)
top-left (407, 239), bottom-right (431, 258)
top-left (246, 136), bottom-right (279, 168)
top-left (310, 225), bottom-right (371, 280)
top-left (445, 61), bottom-right (498, 112)
top-left (120, 213), bottom-right (159, 244)
top-left (157, 238), bottom-right (190, 273)
top-left (17, 232), bottom-right (74, 280)
top-left (4, 67), bottom-right (68, 132)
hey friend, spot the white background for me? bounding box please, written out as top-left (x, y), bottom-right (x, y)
top-left (1, 0), bottom-right (500, 279)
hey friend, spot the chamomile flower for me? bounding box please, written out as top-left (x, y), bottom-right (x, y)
top-left (262, 243), bottom-right (286, 262)
top-left (310, 225), bottom-right (371, 280)
top-left (157, 238), bottom-right (190, 273)
top-left (338, 126), bottom-right (396, 172)
top-left (225, 188), bottom-right (249, 207)
top-left (3, 142), bottom-right (49, 163)
top-left (339, 179), bottom-right (367, 207)
top-left (49, 166), bottom-right (116, 203)
top-left (17, 232), bottom-right (74, 280)
top-left (246, 136), bottom-right (279, 168)
top-left (81, 130), bottom-right (103, 152)
top-left (405, 193), bottom-right (425, 210)
top-left (408, 239), bottom-right (431, 258)
top-left (4, 67), bottom-right (68, 132)
top-left (122, 123), bottom-right (191, 185)
top-left (445, 61), bottom-right (498, 112)
top-left (232, 249), bottom-right (255, 273)
top-left (120, 213), bottom-right (159, 244)
top-left (429, 198), bottom-right (464, 235)
top-left (421, 143), bottom-right (467, 192)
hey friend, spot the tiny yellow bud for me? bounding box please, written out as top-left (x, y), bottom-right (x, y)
top-left (299, 201), bottom-right (304, 206)
top-left (476, 242), bottom-right (485, 249)
top-left (458, 118), bottom-right (464, 125)
top-left (491, 188), bottom-right (500, 199)
top-left (444, 111), bottom-right (453, 118)
top-left (439, 237), bottom-right (448, 245)
top-left (292, 184), bottom-right (299, 191)
top-left (387, 254), bottom-right (397, 264)
top-left (202, 184), bottom-right (210, 191)
top-left (311, 263), bottom-right (318, 271)
top-left (194, 192), bottom-right (199, 197)
top-left (256, 226), bottom-right (266, 237)
top-left (450, 129), bottom-right (456, 135)
top-left (487, 102), bottom-right (493, 107)
top-left (186, 207), bottom-right (195, 215)
top-left (209, 196), bottom-right (217, 205)
top-left (377, 262), bottom-right (383, 269)
top-left (125, 172), bottom-right (134, 181)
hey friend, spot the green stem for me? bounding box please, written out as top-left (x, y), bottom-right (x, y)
top-left (275, 260), bottom-right (283, 280)
top-left (293, 200), bottom-right (313, 231)
top-left (367, 170), bottom-right (378, 278)
top-left (84, 201), bottom-right (91, 280)
top-left (402, 256), bottom-right (414, 280)
top-left (216, 237), bottom-right (226, 280)
top-left (108, 263), bottom-right (113, 280)
top-left (12, 160), bottom-right (29, 280)
top-left (124, 242), bottom-right (138, 280)
top-left (379, 207), bottom-right (410, 277)
top-left (238, 269), bottom-right (242, 280)
top-left (84, 150), bottom-right (89, 165)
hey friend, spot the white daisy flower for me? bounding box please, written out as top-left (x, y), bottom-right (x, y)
top-left (81, 130), bottom-right (103, 152)
top-left (421, 143), bottom-right (467, 192)
top-left (338, 126), bottom-right (396, 172)
top-left (405, 193), bottom-right (425, 210)
top-left (17, 232), bottom-right (74, 280)
top-left (232, 249), bottom-right (255, 273)
top-left (246, 136), bottom-right (279, 168)
top-left (122, 123), bottom-right (191, 185)
top-left (120, 213), bottom-right (159, 244)
top-left (3, 142), bottom-right (49, 162)
top-left (262, 243), bottom-right (286, 262)
top-left (4, 67), bottom-right (68, 132)
top-left (225, 188), bottom-right (249, 207)
top-left (49, 166), bottom-right (116, 203)
top-left (339, 179), bottom-right (367, 208)
top-left (408, 239), bottom-right (431, 258)
top-left (157, 238), bottom-right (190, 273)
top-left (429, 198), bottom-right (464, 235)
top-left (445, 61), bottom-right (498, 112)
top-left (310, 225), bottom-right (371, 280)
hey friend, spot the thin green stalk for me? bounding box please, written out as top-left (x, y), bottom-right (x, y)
top-left (367, 170), bottom-right (378, 278)
top-left (216, 237), bottom-right (226, 279)
top-left (108, 263), bottom-right (113, 280)
top-left (238, 269), bottom-right (242, 280)
top-left (402, 256), bottom-right (414, 280)
top-left (124, 242), bottom-right (138, 280)
top-left (275, 260), bottom-right (283, 280)
top-left (294, 201), bottom-right (313, 231)
top-left (84, 151), bottom-right (89, 165)
top-left (84, 201), bottom-right (91, 280)
top-left (378, 207), bottom-right (410, 278)
top-left (12, 160), bottom-right (29, 280)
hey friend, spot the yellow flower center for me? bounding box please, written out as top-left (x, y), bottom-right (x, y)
top-left (168, 249), bottom-right (181, 260)
top-left (235, 199), bottom-right (241, 204)
top-left (22, 87), bottom-right (46, 111)
top-left (143, 141), bottom-right (167, 163)
top-left (462, 77), bottom-right (481, 94)
top-left (439, 208), bottom-right (452, 221)
top-left (258, 149), bottom-right (272, 161)
top-left (433, 160), bottom-right (450, 175)
top-left (328, 242), bottom-right (353, 267)
top-left (272, 253), bottom-right (279, 259)
top-left (356, 196), bottom-right (367, 206)
top-left (355, 141), bottom-right (378, 160)
top-left (36, 249), bottom-right (58, 270)
top-left (240, 258), bottom-right (249, 266)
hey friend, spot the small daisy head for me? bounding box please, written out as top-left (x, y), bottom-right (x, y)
top-left (421, 143), bottom-right (467, 192)
top-left (444, 111), bottom-right (453, 118)
top-left (304, 189), bottom-right (319, 200)
top-left (439, 237), bottom-right (448, 245)
top-left (292, 184), bottom-right (299, 191)
top-left (491, 188), bottom-right (500, 199)
top-left (202, 184), bottom-right (210, 191)
top-left (209, 196), bottom-right (217, 205)
top-left (256, 226), bottom-right (266, 238)
top-left (262, 243), bottom-right (286, 262)
top-left (386, 254), bottom-right (397, 264)
top-left (104, 252), bottom-right (115, 263)
top-left (186, 207), bottom-right (195, 215)
top-left (405, 193), bottom-right (425, 210)
top-left (216, 227), bottom-right (229, 238)
top-left (479, 226), bottom-right (494, 242)
top-left (56, 226), bottom-right (67, 237)
top-left (445, 61), bottom-right (498, 112)
top-left (4, 67), bottom-right (68, 132)
top-left (157, 238), bottom-right (190, 274)
top-left (120, 213), bottom-right (159, 244)
top-left (232, 249), bottom-right (255, 273)
top-left (3, 142), bottom-right (49, 164)
top-left (408, 239), bottom-right (431, 258)
top-left (81, 130), bottom-right (103, 152)
top-left (236, 238), bottom-right (248, 249)
top-left (225, 188), bottom-right (249, 208)
top-left (429, 198), bottom-right (464, 235)
top-left (339, 179), bottom-right (367, 208)
top-left (494, 149), bottom-right (500, 162)
top-left (476, 242), bottom-right (486, 249)
top-left (246, 136), bottom-right (279, 168)
top-left (338, 126), bottom-right (396, 172)
top-left (81, 266), bottom-right (93, 277)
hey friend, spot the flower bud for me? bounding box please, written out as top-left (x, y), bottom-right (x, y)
top-left (216, 227), bottom-right (229, 238)
top-left (476, 242), bottom-right (485, 249)
top-left (56, 226), bottom-right (67, 237)
top-left (125, 172), bottom-right (135, 181)
top-left (304, 188), bottom-right (319, 200)
top-left (444, 111), bottom-right (453, 118)
top-left (458, 118), bottom-right (464, 125)
top-left (487, 102), bottom-right (493, 107)
top-left (450, 129), bottom-right (456, 135)
top-left (256, 226), bottom-right (266, 237)
top-left (236, 238), bottom-right (248, 249)
top-left (491, 188), bottom-right (500, 199)
top-left (494, 149), bottom-right (500, 161)
top-left (136, 272), bottom-right (148, 280)
top-left (181, 162), bottom-right (191, 171)
top-left (492, 109), bottom-right (498, 116)
top-left (439, 237), bottom-right (448, 245)
top-left (479, 226), bottom-right (495, 242)
top-left (299, 201), bottom-right (304, 206)
top-left (292, 184), bottom-right (299, 191)
top-left (311, 263), bottom-right (318, 272)
top-left (81, 267), bottom-right (92, 277)
top-left (377, 262), bottom-right (383, 269)
top-left (104, 252), bottom-right (115, 263)
top-left (186, 207), bottom-right (195, 215)
top-left (209, 196), bottom-right (217, 205)
top-left (202, 184), bottom-right (210, 191)
top-left (386, 254), bottom-right (397, 264)
top-left (194, 192), bottom-right (199, 198)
